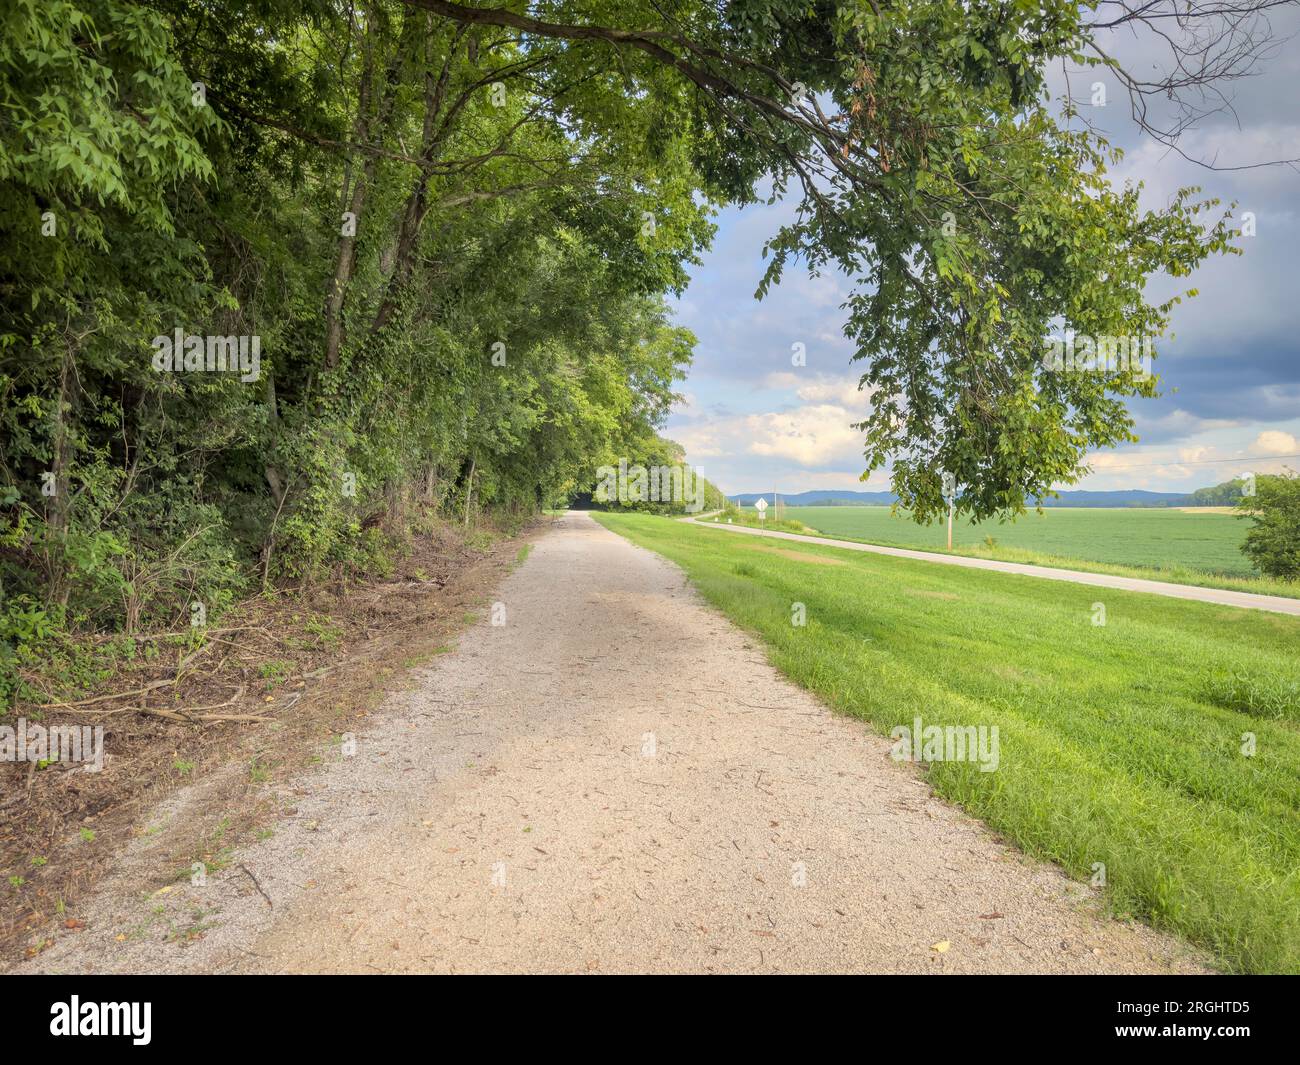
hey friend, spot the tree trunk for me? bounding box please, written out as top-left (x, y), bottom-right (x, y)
top-left (372, 20), bottom-right (464, 335)
top-left (323, 9), bottom-right (402, 369)
top-left (463, 453), bottom-right (476, 526)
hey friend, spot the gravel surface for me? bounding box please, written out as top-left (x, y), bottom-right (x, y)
top-left (10, 512), bottom-right (1207, 974)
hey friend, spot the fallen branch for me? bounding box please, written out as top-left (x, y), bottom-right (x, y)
top-left (238, 864), bottom-right (273, 908)
top-left (129, 706), bottom-right (272, 725)
top-left (92, 625), bottom-right (270, 644)
top-left (36, 641), bottom-right (215, 710)
top-left (41, 678), bottom-right (173, 710)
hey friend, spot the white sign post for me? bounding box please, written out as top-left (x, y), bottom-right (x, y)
top-left (754, 497), bottom-right (768, 522)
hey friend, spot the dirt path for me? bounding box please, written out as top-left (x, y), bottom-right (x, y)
top-left (12, 512), bottom-right (1206, 974)
top-left (691, 517), bottom-right (1300, 616)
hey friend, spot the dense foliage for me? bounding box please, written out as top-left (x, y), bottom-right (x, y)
top-left (1191, 478), bottom-right (1253, 506)
top-left (1238, 472), bottom-right (1300, 580)
top-left (0, 0), bottom-right (720, 677)
top-left (1, 0), bottom-right (1250, 683)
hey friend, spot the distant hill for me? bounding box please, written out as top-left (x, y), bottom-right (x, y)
top-left (730, 488), bottom-right (1195, 508)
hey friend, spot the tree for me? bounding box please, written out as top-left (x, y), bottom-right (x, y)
top-left (408, 0), bottom-right (1284, 520)
top-left (0, 0), bottom-right (713, 645)
top-left (1, 0), bottom-right (1291, 651)
top-left (1238, 471), bottom-right (1300, 580)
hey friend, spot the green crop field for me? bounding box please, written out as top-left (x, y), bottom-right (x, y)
top-left (712, 504), bottom-right (1300, 598)
top-left (781, 506), bottom-right (1252, 574)
top-left (594, 510), bottom-right (1300, 974)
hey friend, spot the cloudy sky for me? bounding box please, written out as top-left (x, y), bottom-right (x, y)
top-left (664, 7), bottom-right (1300, 497)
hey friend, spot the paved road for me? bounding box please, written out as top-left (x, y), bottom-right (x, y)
top-left (14, 512), bottom-right (1204, 974)
top-left (690, 516), bottom-right (1300, 616)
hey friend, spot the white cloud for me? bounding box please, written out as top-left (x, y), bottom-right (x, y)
top-left (1248, 429), bottom-right (1299, 456)
top-left (758, 371), bottom-right (801, 391)
top-left (745, 403), bottom-right (864, 467)
top-left (669, 422), bottom-right (726, 458)
top-left (754, 371), bottom-right (872, 409)
top-left (794, 376), bottom-right (872, 410)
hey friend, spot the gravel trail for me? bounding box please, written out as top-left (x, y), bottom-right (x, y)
top-left (12, 512), bottom-right (1206, 974)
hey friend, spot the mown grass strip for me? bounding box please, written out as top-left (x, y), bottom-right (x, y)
top-left (595, 511), bottom-right (1300, 974)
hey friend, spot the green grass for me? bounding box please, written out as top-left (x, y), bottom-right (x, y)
top-left (710, 506), bottom-right (1300, 599)
top-left (594, 510), bottom-right (1300, 974)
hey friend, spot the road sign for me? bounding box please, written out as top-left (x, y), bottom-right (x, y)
top-left (755, 497), bottom-right (768, 520)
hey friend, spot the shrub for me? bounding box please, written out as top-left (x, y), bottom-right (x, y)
top-left (1237, 470), bottom-right (1300, 580)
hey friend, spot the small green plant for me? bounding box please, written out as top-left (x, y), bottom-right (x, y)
top-left (174, 759), bottom-right (196, 776)
top-left (79, 828), bottom-right (96, 843)
top-left (9, 875), bottom-right (25, 888)
top-left (258, 659), bottom-right (292, 691)
top-left (304, 614), bottom-right (342, 649)
top-left (30, 855), bottom-right (47, 867)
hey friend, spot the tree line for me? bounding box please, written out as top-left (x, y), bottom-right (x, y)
top-left (1, 0), bottom-right (730, 675)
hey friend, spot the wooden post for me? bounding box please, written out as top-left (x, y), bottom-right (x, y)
top-left (947, 501), bottom-right (953, 550)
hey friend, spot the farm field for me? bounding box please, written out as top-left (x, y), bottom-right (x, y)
top-left (780, 506), bottom-right (1251, 573)
top-left (595, 510), bottom-right (1300, 974)
top-left (714, 504), bottom-right (1300, 598)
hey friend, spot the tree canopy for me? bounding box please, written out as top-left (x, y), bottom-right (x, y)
top-left (0, 0), bottom-right (1281, 663)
